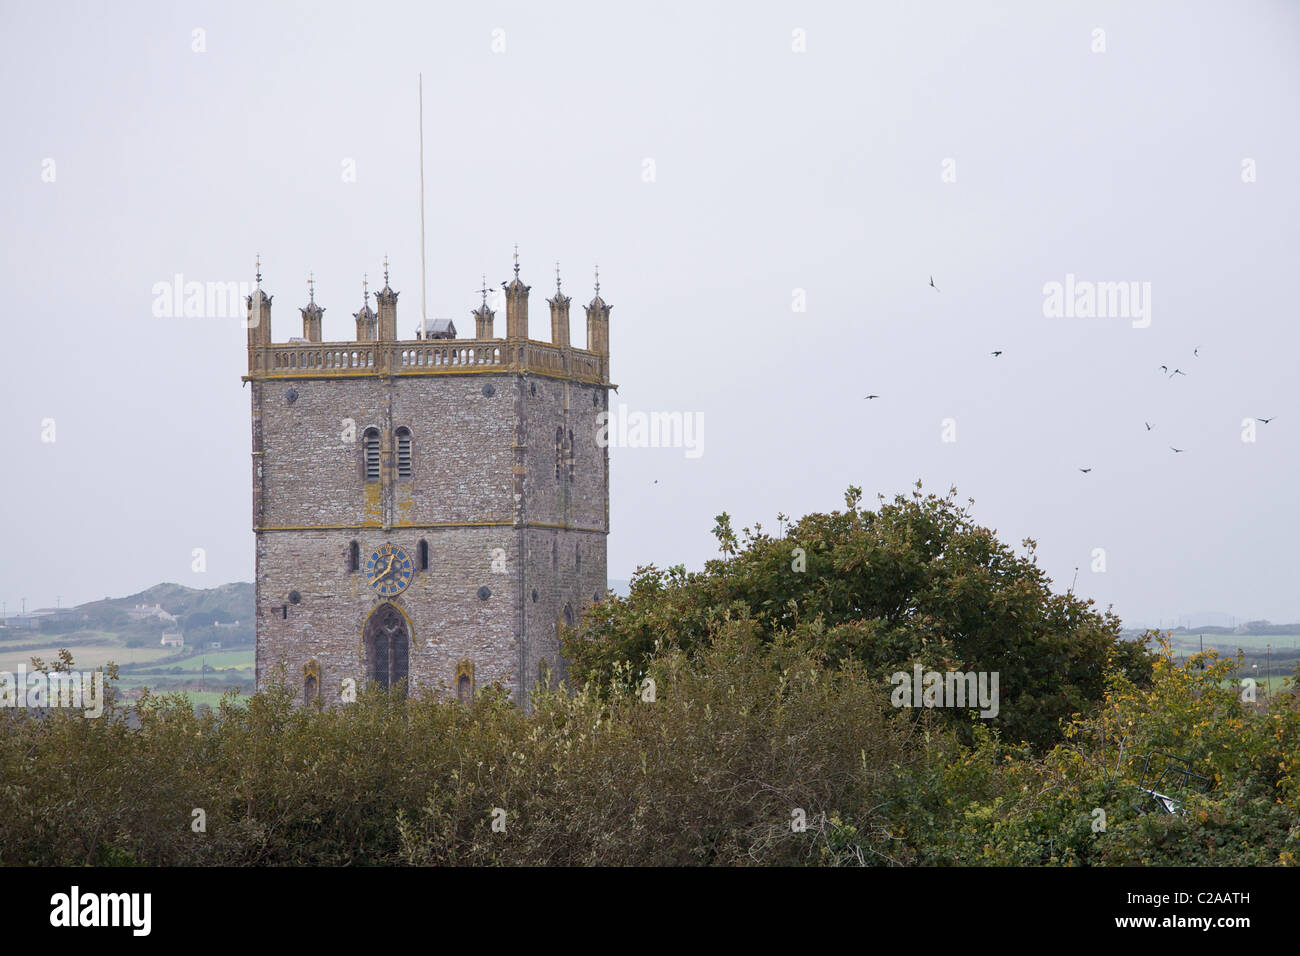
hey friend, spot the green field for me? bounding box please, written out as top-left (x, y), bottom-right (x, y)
top-left (129, 689), bottom-right (245, 709)
top-left (0, 642), bottom-right (176, 673)
top-left (1165, 633), bottom-right (1300, 654)
top-left (0, 637), bottom-right (252, 711)
top-left (129, 650), bottom-right (253, 673)
top-left (177, 650), bottom-right (254, 670)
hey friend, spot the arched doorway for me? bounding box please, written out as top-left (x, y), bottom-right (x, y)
top-left (364, 603), bottom-right (410, 694)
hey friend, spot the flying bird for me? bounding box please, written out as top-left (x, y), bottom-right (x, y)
top-left (1145, 422), bottom-right (1153, 431)
top-left (1170, 446), bottom-right (1185, 453)
top-left (1193, 347), bottom-right (1199, 357)
top-left (929, 276), bottom-right (940, 292)
top-left (1079, 468), bottom-right (1092, 474)
top-left (991, 350), bottom-right (1003, 357)
top-left (864, 394), bottom-right (879, 400)
top-left (1159, 365), bottom-right (1168, 374)
top-left (1169, 369), bottom-right (1186, 378)
top-left (1257, 417), bottom-right (1275, 424)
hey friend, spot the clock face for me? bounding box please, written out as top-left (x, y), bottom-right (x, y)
top-left (365, 544), bottom-right (414, 597)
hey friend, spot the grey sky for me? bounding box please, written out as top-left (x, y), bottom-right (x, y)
top-left (2, 1), bottom-right (1296, 626)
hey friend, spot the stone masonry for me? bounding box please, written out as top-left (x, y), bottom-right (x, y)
top-left (243, 257), bottom-right (611, 704)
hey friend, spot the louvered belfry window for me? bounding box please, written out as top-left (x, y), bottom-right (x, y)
top-left (396, 427), bottom-right (412, 479)
top-left (363, 428), bottom-right (381, 482)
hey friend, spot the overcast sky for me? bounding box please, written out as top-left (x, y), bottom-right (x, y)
top-left (2, 1), bottom-right (1297, 627)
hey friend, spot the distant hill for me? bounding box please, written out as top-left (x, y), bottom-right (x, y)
top-left (1120, 619), bottom-right (1300, 638)
top-left (78, 582), bottom-right (254, 624)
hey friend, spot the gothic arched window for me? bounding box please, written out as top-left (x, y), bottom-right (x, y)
top-left (365, 605), bottom-right (410, 696)
top-left (363, 428), bottom-right (381, 482)
top-left (349, 540), bottom-right (360, 572)
top-left (395, 427), bottom-right (412, 479)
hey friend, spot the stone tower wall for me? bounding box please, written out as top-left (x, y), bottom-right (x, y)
top-left (246, 266), bottom-right (611, 706)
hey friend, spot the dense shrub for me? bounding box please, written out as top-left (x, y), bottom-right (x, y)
top-left (566, 485), bottom-right (1153, 751)
top-left (0, 635), bottom-right (1294, 866)
top-left (0, 623), bottom-right (950, 865)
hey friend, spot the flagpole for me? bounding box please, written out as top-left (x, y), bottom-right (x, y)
top-left (418, 73), bottom-right (428, 339)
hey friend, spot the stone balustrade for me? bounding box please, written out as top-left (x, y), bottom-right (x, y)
top-left (248, 338), bottom-right (608, 384)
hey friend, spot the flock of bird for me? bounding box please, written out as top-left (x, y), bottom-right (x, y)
top-left (1071, 350), bottom-right (1275, 473)
top-left (858, 277), bottom-right (1277, 475)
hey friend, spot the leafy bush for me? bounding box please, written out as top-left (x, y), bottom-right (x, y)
top-left (566, 485), bottom-right (1152, 751)
top-left (0, 637), bottom-right (1293, 866)
top-left (0, 626), bottom-right (949, 865)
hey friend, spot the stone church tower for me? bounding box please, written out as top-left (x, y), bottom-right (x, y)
top-left (242, 255), bottom-right (611, 705)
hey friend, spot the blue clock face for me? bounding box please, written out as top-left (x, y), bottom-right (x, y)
top-left (365, 544), bottom-right (414, 597)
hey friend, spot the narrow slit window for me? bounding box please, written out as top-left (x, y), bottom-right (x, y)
top-left (349, 540), bottom-right (360, 572)
top-left (418, 539), bottom-right (429, 571)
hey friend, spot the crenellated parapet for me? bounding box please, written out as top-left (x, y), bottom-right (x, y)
top-left (243, 252), bottom-right (611, 385)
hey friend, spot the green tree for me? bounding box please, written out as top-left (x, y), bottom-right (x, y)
top-left (566, 484), bottom-right (1153, 750)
